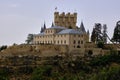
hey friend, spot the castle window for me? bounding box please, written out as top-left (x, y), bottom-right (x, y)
top-left (78, 35), bottom-right (80, 37)
top-left (73, 40), bottom-right (76, 44)
top-left (58, 41), bottom-right (59, 44)
top-left (81, 41), bottom-right (83, 44)
top-left (64, 40), bottom-right (66, 44)
top-left (54, 41), bottom-right (56, 44)
top-left (78, 40), bottom-right (80, 44)
top-left (77, 45), bottom-right (81, 48)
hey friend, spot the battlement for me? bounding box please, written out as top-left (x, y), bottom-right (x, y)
top-left (54, 12), bottom-right (77, 29)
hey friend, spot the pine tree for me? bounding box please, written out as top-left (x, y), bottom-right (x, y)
top-left (112, 21), bottom-right (120, 43)
top-left (91, 28), bottom-right (96, 42)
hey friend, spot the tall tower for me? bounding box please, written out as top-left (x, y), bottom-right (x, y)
top-left (54, 12), bottom-right (77, 29)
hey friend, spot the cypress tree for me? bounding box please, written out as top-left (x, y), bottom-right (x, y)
top-left (112, 21), bottom-right (120, 43)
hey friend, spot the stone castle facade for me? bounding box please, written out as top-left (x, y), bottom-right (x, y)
top-left (33, 12), bottom-right (89, 49)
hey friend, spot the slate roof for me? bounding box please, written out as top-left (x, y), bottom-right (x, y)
top-left (58, 29), bottom-right (83, 34)
top-left (47, 26), bottom-right (66, 29)
top-left (80, 22), bottom-right (86, 33)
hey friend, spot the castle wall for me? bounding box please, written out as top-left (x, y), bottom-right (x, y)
top-left (54, 12), bottom-right (77, 29)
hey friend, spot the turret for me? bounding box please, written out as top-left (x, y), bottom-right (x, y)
top-left (51, 22), bottom-right (54, 27)
top-left (43, 22), bottom-right (46, 29)
top-left (80, 21), bottom-right (86, 33)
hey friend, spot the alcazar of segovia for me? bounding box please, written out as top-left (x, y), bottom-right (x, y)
top-left (32, 11), bottom-right (120, 56)
top-left (33, 12), bottom-right (89, 48)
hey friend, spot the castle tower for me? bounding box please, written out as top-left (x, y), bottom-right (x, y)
top-left (54, 12), bottom-right (77, 29)
top-left (80, 21), bottom-right (86, 33)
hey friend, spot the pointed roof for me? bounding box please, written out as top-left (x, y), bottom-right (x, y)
top-left (51, 22), bottom-right (54, 27)
top-left (40, 27), bottom-right (44, 33)
top-left (80, 21), bottom-right (86, 33)
top-left (58, 29), bottom-right (83, 35)
top-left (43, 22), bottom-right (46, 29)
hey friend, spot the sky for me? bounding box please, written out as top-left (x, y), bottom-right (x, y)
top-left (0, 0), bottom-right (120, 46)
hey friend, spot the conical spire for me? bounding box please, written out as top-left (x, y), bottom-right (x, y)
top-left (51, 22), bottom-right (54, 27)
top-left (80, 21), bottom-right (86, 33)
top-left (40, 27), bottom-right (44, 33)
top-left (43, 22), bottom-right (46, 29)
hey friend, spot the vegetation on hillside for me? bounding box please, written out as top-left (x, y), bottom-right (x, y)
top-left (0, 50), bottom-right (120, 80)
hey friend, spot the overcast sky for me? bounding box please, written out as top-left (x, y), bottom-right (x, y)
top-left (0, 0), bottom-right (120, 46)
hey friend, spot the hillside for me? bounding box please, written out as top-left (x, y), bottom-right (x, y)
top-left (0, 48), bottom-right (120, 80)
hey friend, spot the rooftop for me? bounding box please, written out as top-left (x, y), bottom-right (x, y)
top-left (58, 29), bottom-right (83, 35)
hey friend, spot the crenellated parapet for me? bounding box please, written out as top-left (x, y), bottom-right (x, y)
top-left (54, 12), bottom-right (77, 29)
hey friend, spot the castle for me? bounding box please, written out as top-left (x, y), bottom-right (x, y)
top-left (32, 11), bottom-right (119, 56)
top-left (33, 12), bottom-right (89, 49)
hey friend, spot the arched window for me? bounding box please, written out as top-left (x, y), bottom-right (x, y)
top-left (73, 40), bottom-right (76, 44)
top-left (64, 40), bottom-right (66, 44)
top-left (77, 45), bottom-right (81, 48)
top-left (78, 40), bottom-right (80, 44)
top-left (81, 41), bottom-right (83, 44)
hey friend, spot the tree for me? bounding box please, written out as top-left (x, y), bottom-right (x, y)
top-left (97, 41), bottom-right (104, 49)
top-left (91, 28), bottom-right (96, 42)
top-left (26, 34), bottom-right (33, 44)
top-left (112, 21), bottom-right (120, 43)
top-left (91, 23), bottom-right (102, 43)
top-left (31, 65), bottom-right (52, 80)
top-left (0, 45), bottom-right (7, 51)
top-left (90, 66), bottom-right (120, 80)
top-left (0, 69), bottom-right (9, 80)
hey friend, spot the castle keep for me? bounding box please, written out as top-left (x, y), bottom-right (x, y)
top-left (54, 12), bottom-right (77, 29)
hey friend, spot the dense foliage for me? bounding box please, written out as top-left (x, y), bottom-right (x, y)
top-left (0, 50), bottom-right (120, 80)
top-left (31, 50), bottom-right (120, 80)
top-left (0, 45), bottom-right (7, 52)
top-left (112, 21), bottom-right (120, 43)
